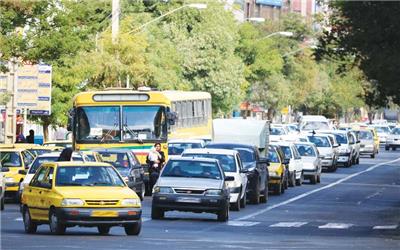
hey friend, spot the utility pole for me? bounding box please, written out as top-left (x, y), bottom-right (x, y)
top-left (111, 0), bottom-right (120, 44)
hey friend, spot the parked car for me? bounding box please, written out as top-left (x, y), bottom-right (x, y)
top-left (385, 126), bottom-right (400, 150)
top-left (295, 142), bottom-right (322, 184)
top-left (1, 163), bottom-right (8, 210)
top-left (0, 148), bottom-right (35, 201)
top-left (182, 148), bottom-right (248, 211)
top-left (349, 131), bottom-right (361, 165)
top-left (275, 141), bottom-right (304, 186)
top-left (21, 162), bottom-right (142, 235)
top-left (306, 134), bottom-right (339, 172)
top-left (96, 149), bottom-right (145, 200)
top-left (267, 145), bottom-right (288, 195)
top-left (151, 157), bottom-right (231, 221)
top-left (19, 152), bottom-right (87, 201)
top-left (168, 139), bottom-right (205, 156)
top-left (373, 125), bottom-right (391, 146)
top-left (356, 129), bottom-right (378, 158)
top-left (205, 143), bottom-right (269, 204)
top-left (270, 125), bottom-right (290, 142)
top-left (318, 130), bottom-right (356, 167)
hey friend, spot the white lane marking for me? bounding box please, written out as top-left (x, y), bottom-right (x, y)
top-left (142, 217), bottom-right (151, 222)
top-left (227, 221), bottom-right (260, 227)
top-left (318, 223), bottom-right (353, 229)
top-left (269, 222), bottom-right (308, 228)
top-left (14, 217), bottom-right (23, 221)
top-left (373, 225), bottom-right (398, 230)
top-left (237, 157), bottom-right (400, 221)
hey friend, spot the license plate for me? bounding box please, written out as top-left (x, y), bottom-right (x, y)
top-left (91, 210), bottom-right (118, 217)
top-left (176, 197), bottom-right (201, 203)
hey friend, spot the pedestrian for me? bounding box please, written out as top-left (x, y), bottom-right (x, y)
top-left (146, 143), bottom-right (165, 192)
top-left (15, 133), bottom-right (26, 143)
top-left (26, 129), bottom-right (35, 144)
top-left (57, 148), bottom-right (73, 161)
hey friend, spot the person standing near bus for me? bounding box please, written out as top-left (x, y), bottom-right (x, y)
top-left (146, 143), bottom-right (165, 192)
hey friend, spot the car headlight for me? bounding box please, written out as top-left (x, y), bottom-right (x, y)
top-left (121, 198), bottom-right (141, 207)
top-left (61, 198), bottom-right (84, 206)
top-left (5, 177), bottom-right (15, 183)
top-left (153, 186), bottom-right (174, 194)
top-left (204, 189), bottom-right (223, 196)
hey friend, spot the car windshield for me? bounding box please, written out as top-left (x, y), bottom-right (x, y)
top-left (268, 148), bottom-right (280, 163)
top-left (271, 127), bottom-right (285, 135)
top-left (0, 152), bottom-right (22, 167)
top-left (55, 166), bottom-right (125, 186)
top-left (375, 127), bottom-right (390, 133)
top-left (334, 134), bottom-right (348, 144)
top-left (161, 160), bottom-right (222, 180)
top-left (358, 131), bottom-right (373, 140)
top-left (29, 156), bottom-right (82, 174)
top-left (280, 146), bottom-right (292, 160)
top-left (307, 136), bottom-right (331, 147)
top-left (235, 148), bottom-right (255, 163)
top-left (168, 143), bottom-right (202, 156)
top-left (391, 128), bottom-right (400, 135)
top-left (97, 152), bottom-right (131, 176)
top-left (182, 153), bottom-right (236, 172)
top-left (295, 145), bottom-right (316, 157)
top-left (301, 121), bottom-right (330, 130)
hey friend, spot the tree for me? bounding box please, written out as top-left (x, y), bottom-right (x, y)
top-left (316, 1), bottom-right (400, 106)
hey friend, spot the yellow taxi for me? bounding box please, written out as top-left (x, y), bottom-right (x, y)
top-left (3, 143), bottom-right (63, 157)
top-left (0, 148), bottom-right (35, 199)
top-left (21, 162), bottom-right (142, 235)
top-left (267, 145), bottom-right (287, 195)
top-left (80, 151), bottom-right (103, 162)
top-left (352, 124), bottom-right (380, 154)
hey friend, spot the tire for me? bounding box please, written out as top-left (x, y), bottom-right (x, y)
top-left (284, 172), bottom-right (289, 190)
top-left (281, 179), bottom-right (286, 194)
top-left (1, 196), bottom-right (4, 210)
top-left (317, 173), bottom-right (321, 183)
top-left (310, 174), bottom-right (317, 184)
top-left (273, 183), bottom-right (282, 195)
top-left (231, 191), bottom-right (241, 211)
top-left (249, 180), bottom-right (260, 204)
top-left (289, 171), bottom-right (295, 187)
top-left (23, 207), bottom-right (37, 234)
top-left (356, 157), bottom-right (360, 165)
top-left (296, 172), bottom-right (303, 186)
top-left (151, 205), bottom-right (164, 220)
top-left (49, 209), bottom-right (66, 235)
top-left (344, 161), bottom-right (349, 168)
top-left (138, 183), bottom-right (145, 201)
top-left (392, 147), bottom-right (397, 151)
top-left (98, 226), bottom-right (110, 235)
top-left (385, 146), bottom-right (390, 151)
top-left (240, 189), bottom-right (246, 208)
top-left (217, 203), bottom-right (229, 222)
top-left (124, 220), bottom-right (141, 235)
top-left (259, 181), bottom-right (268, 203)
top-left (371, 154), bottom-right (375, 158)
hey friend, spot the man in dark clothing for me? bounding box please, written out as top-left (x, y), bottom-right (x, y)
top-left (146, 143), bottom-right (165, 192)
top-left (26, 130), bottom-right (35, 144)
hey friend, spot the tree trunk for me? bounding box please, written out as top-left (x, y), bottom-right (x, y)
top-left (43, 122), bottom-right (49, 142)
top-left (267, 108), bottom-right (274, 121)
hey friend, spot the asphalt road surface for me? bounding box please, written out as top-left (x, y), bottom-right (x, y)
top-left (2, 150), bottom-right (400, 250)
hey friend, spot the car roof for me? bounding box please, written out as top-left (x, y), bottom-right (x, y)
top-left (167, 156), bottom-right (219, 164)
top-left (168, 139), bottom-right (204, 144)
top-left (41, 162), bottom-right (112, 168)
top-left (274, 141), bottom-right (294, 147)
top-left (182, 148), bottom-right (238, 155)
top-left (205, 143), bottom-right (254, 149)
top-left (35, 152), bottom-right (83, 158)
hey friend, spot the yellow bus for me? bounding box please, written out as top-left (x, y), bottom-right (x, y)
top-left (68, 88), bottom-right (212, 164)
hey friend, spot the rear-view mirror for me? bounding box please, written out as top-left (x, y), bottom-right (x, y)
top-left (1, 167), bottom-right (10, 172)
top-left (224, 176), bottom-right (235, 181)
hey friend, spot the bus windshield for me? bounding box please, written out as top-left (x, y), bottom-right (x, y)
top-left (76, 106), bottom-right (167, 143)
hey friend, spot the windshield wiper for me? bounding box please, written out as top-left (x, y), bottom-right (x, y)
top-left (123, 124), bottom-right (143, 144)
top-left (101, 123), bottom-right (119, 143)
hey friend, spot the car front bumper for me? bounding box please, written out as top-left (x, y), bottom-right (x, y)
top-left (55, 207), bottom-right (142, 226)
top-left (152, 194), bottom-right (228, 213)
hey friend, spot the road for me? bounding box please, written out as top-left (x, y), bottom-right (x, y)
top-left (2, 150), bottom-right (400, 250)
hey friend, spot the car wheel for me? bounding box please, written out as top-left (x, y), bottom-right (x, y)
top-left (259, 181), bottom-right (268, 203)
top-left (273, 183), bottom-right (282, 195)
top-left (310, 174), bottom-right (317, 184)
top-left (124, 220), bottom-right (141, 235)
top-left (371, 154), bottom-right (375, 158)
top-left (49, 209), bottom-right (66, 235)
top-left (289, 171), bottom-right (295, 187)
top-left (392, 147), bottom-right (397, 151)
top-left (217, 202), bottom-right (229, 222)
top-left (231, 192), bottom-right (241, 211)
top-left (98, 226), bottom-right (110, 235)
top-left (356, 157), bottom-right (360, 165)
top-left (240, 189), bottom-right (246, 208)
top-left (249, 180), bottom-right (260, 204)
top-left (284, 172), bottom-right (289, 189)
top-left (296, 172), bottom-right (303, 186)
top-left (281, 179), bottom-right (286, 194)
top-left (151, 205), bottom-right (164, 220)
top-left (139, 183), bottom-right (145, 201)
top-left (385, 146), bottom-right (390, 151)
top-left (1, 196), bottom-right (4, 210)
top-left (23, 207), bottom-right (37, 234)
top-left (317, 173), bottom-right (321, 183)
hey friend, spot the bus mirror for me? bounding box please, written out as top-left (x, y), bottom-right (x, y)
top-left (167, 112), bottom-right (177, 126)
top-left (67, 109), bottom-right (75, 131)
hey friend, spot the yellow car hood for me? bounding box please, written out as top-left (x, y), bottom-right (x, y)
top-left (55, 186), bottom-right (138, 200)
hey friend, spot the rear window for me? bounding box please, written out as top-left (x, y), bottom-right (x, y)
top-left (168, 143), bottom-right (202, 156)
top-left (162, 160), bottom-right (221, 180)
top-left (307, 136), bottom-right (331, 147)
top-left (295, 144), bottom-right (316, 157)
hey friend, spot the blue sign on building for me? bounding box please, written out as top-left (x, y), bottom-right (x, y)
top-left (255, 0), bottom-right (283, 7)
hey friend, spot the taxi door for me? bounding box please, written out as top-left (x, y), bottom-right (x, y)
top-left (24, 166), bottom-right (48, 220)
top-left (35, 167), bottom-right (54, 220)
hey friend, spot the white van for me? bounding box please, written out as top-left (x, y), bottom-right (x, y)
top-left (299, 115), bottom-right (330, 131)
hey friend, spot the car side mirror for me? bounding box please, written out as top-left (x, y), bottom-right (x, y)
top-left (18, 169), bottom-right (27, 175)
top-left (357, 140), bottom-right (361, 143)
top-left (1, 167), bottom-right (10, 172)
top-left (224, 176), bottom-right (235, 181)
top-left (333, 144), bottom-right (340, 148)
top-left (67, 108), bottom-right (75, 132)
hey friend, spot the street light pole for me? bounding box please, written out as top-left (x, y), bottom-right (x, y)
top-left (126, 3), bottom-right (207, 35)
top-left (111, 0), bottom-right (120, 44)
